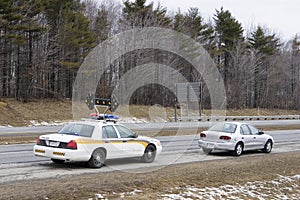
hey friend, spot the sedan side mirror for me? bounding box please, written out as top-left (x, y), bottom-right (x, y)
top-left (258, 131), bottom-right (264, 135)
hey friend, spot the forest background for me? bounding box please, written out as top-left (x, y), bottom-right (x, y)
top-left (0, 0), bottom-right (299, 110)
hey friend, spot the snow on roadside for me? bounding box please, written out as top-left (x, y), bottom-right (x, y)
top-left (90, 189), bottom-right (143, 200)
top-left (160, 174), bottom-right (300, 200)
top-left (116, 117), bottom-right (149, 123)
top-left (0, 125), bottom-right (13, 128)
top-left (28, 120), bottom-right (68, 127)
top-left (0, 117), bottom-right (151, 128)
top-left (90, 175), bottom-right (299, 199)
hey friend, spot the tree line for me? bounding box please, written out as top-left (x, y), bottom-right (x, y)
top-left (0, 0), bottom-right (299, 110)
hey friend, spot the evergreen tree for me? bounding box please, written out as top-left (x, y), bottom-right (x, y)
top-left (290, 35), bottom-right (300, 109)
top-left (173, 8), bottom-right (215, 53)
top-left (43, 0), bottom-right (96, 98)
top-left (93, 4), bottom-right (110, 42)
top-left (122, 0), bottom-right (170, 28)
top-left (214, 7), bottom-right (244, 85)
top-left (248, 26), bottom-right (281, 107)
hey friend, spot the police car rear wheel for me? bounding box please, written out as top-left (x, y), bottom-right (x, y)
top-left (51, 158), bottom-right (65, 164)
top-left (88, 149), bottom-right (106, 168)
top-left (142, 145), bottom-right (156, 163)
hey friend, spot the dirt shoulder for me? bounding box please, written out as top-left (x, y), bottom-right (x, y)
top-left (0, 152), bottom-right (299, 199)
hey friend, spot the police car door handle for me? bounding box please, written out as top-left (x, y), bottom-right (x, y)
top-left (105, 140), bottom-right (110, 143)
top-left (122, 140), bottom-right (127, 143)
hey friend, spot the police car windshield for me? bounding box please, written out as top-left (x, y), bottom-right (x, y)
top-left (59, 123), bottom-right (94, 137)
top-left (115, 125), bottom-right (137, 138)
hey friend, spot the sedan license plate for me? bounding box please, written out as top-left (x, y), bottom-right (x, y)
top-left (207, 143), bottom-right (214, 148)
top-left (49, 141), bottom-right (60, 147)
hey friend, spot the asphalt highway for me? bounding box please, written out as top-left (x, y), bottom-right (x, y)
top-left (0, 130), bottom-right (300, 165)
top-left (0, 128), bottom-right (300, 184)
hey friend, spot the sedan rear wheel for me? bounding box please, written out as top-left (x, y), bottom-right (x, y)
top-left (263, 140), bottom-right (273, 153)
top-left (88, 149), bottom-right (106, 168)
top-left (233, 143), bottom-right (243, 156)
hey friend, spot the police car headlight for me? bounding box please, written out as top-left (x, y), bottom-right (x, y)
top-left (150, 139), bottom-right (161, 146)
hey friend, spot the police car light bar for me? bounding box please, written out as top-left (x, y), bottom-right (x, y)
top-left (89, 113), bottom-right (119, 123)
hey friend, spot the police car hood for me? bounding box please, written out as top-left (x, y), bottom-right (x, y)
top-left (137, 135), bottom-right (160, 143)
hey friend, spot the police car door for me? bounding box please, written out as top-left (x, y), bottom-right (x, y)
top-left (114, 125), bottom-right (144, 157)
top-left (102, 125), bottom-right (124, 159)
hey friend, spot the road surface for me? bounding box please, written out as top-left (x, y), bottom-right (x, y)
top-left (0, 129), bottom-right (299, 184)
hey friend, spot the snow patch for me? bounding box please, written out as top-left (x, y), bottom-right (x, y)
top-left (160, 174), bottom-right (300, 200)
top-left (29, 120), bottom-right (67, 127)
top-left (118, 117), bottom-right (149, 123)
top-left (0, 125), bottom-right (13, 128)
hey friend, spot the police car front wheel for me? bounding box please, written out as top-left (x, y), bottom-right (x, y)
top-left (142, 145), bottom-right (156, 163)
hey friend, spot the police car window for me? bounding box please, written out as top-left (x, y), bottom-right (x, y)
top-left (59, 124), bottom-right (94, 137)
top-left (79, 125), bottom-right (94, 137)
top-left (102, 126), bottom-right (118, 138)
top-left (248, 125), bottom-right (259, 135)
top-left (240, 125), bottom-right (251, 135)
top-left (115, 125), bottom-right (135, 138)
top-left (102, 127), bottom-right (108, 138)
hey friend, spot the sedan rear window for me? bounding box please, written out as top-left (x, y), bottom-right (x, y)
top-left (209, 123), bottom-right (237, 133)
top-left (59, 124), bottom-right (94, 137)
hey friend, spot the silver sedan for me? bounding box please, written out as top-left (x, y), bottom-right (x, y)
top-left (198, 122), bottom-right (274, 156)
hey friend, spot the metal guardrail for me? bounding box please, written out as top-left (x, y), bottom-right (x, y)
top-left (178, 115), bottom-right (300, 122)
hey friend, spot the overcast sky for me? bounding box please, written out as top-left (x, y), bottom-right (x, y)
top-left (118, 0), bottom-right (300, 41)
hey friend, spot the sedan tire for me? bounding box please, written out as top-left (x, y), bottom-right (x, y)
top-left (262, 140), bottom-right (273, 153)
top-left (233, 143), bottom-right (243, 156)
top-left (88, 148), bottom-right (106, 168)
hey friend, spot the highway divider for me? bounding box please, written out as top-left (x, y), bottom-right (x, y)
top-left (178, 115), bottom-right (300, 122)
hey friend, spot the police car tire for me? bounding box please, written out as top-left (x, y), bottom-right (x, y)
top-left (51, 158), bottom-right (65, 164)
top-left (88, 148), bottom-right (106, 168)
top-left (142, 145), bottom-right (156, 163)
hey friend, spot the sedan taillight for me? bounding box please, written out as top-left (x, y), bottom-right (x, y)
top-left (219, 136), bottom-right (231, 140)
top-left (36, 137), bottom-right (41, 145)
top-left (67, 140), bottom-right (77, 149)
top-left (200, 133), bottom-right (206, 138)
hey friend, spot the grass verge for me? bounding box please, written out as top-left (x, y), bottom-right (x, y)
top-left (0, 152), bottom-right (299, 199)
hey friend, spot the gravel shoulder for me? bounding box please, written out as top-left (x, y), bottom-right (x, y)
top-left (0, 151), bottom-right (299, 199)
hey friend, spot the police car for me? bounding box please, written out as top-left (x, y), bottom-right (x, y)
top-left (33, 117), bottom-right (162, 168)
